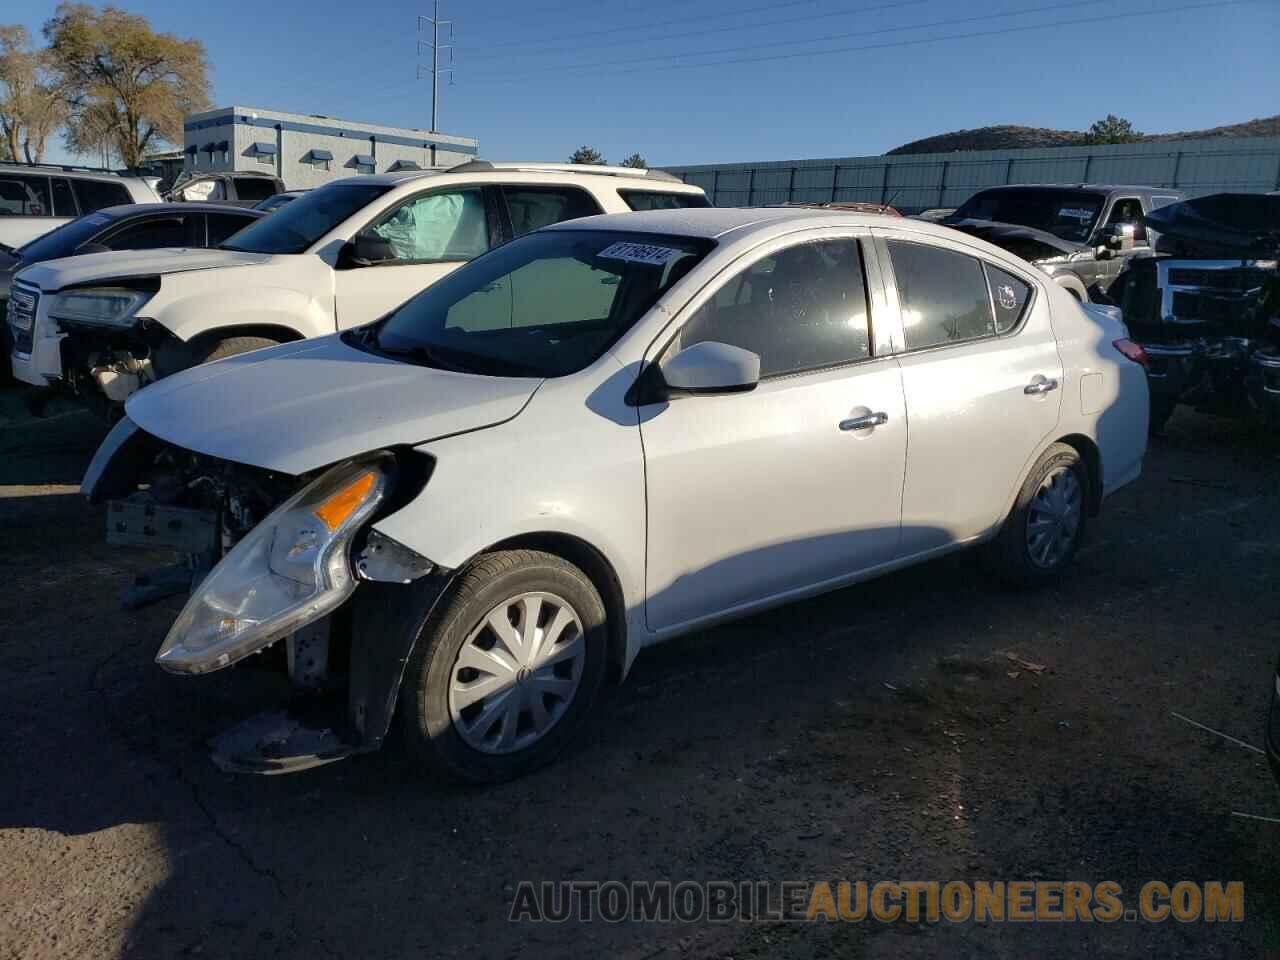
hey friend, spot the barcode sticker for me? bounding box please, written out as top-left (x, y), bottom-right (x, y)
top-left (598, 242), bottom-right (681, 266)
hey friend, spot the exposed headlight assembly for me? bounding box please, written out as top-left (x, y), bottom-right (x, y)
top-left (156, 454), bottom-right (393, 675)
top-left (49, 287), bottom-right (153, 327)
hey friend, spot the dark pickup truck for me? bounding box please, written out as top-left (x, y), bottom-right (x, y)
top-left (941, 184), bottom-right (1184, 302)
top-left (1106, 193), bottom-right (1280, 433)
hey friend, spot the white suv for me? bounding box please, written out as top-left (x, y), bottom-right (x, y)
top-left (9, 162), bottom-right (708, 407)
top-left (0, 164), bottom-right (161, 249)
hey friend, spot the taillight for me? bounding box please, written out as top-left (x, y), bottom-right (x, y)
top-left (1113, 338), bottom-right (1150, 370)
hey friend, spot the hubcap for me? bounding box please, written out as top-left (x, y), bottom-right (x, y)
top-left (1027, 466), bottom-right (1083, 569)
top-left (448, 592), bottom-right (585, 755)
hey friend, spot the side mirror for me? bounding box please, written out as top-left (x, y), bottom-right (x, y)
top-left (341, 231), bottom-right (395, 268)
top-left (1104, 222), bottom-right (1137, 252)
top-left (660, 341), bottom-right (760, 396)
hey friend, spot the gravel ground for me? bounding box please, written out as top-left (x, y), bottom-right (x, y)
top-left (1, 398), bottom-right (1278, 960)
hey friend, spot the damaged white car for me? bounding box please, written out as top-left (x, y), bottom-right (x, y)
top-left (84, 207), bottom-right (1149, 782)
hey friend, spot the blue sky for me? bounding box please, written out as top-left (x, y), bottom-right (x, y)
top-left (9, 0), bottom-right (1278, 167)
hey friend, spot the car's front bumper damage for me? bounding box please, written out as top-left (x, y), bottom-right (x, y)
top-left (87, 418), bottom-right (450, 774)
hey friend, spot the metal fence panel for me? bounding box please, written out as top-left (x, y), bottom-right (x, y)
top-left (663, 136), bottom-right (1280, 212)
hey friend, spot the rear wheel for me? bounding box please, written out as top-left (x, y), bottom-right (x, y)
top-left (990, 443), bottom-right (1087, 587)
top-left (400, 550), bottom-right (607, 783)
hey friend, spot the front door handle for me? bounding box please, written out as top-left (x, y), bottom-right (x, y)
top-left (839, 411), bottom-right (888, 431)
top-left (1024, 377), bottom-right (1059, 395)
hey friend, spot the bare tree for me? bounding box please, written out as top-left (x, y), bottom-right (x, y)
top-left (0, 25), bottom-right (67, 164)
top-left (43, 4), bottom-right (209, 170)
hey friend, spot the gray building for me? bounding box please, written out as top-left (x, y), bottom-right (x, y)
top-left (662, 135), bottom-right (1280, 212)
top-left (181, 105), bottom-right (478, 190)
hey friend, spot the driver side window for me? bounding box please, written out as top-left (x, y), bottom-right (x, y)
top-left (676, 238), bottom-right (872, 379)
top-left (1105, 198), bottom-right (1147, 243)
top-left (371, 189), bottom-right (489, 263)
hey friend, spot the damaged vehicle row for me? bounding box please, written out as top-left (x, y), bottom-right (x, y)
top-left (83, 207), bottom-right (1149, 782)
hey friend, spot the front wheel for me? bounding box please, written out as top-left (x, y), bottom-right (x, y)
top-left (989, 443), bottom-right (1088, 587)
top-left (401, 550), bottom-right (607, 783)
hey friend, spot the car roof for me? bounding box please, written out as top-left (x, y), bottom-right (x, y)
top-left (969, 183), bottom-right (1184, 196)
top-left (353, 161), bottom-right (703, 190)
top-left (95, 202), bottom-right (266, 218)
top-left (0, 163), bottom-right (151, 187)
top-left (543, 206), bottom-right (914, 241)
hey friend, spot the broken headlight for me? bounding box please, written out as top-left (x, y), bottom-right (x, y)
top-left (155, 454), bottom-right (392, 675)
top-left (49, 287), bottom-right (153, 327)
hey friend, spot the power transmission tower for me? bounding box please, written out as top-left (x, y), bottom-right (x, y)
top-left (417, 0), bottom-right (454, 133)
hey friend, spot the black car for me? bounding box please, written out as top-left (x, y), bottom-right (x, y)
top-left (2, 203), bottom-right (263, 382)
top-left (941, 184), bottom-right (1185, 301)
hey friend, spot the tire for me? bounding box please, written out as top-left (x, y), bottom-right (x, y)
top-left (195, 335), bottom-right (281, 365)
top-left (989, 443), bottom-right (1088, 588)
top-left (400, 549), bottom-right (607, 783)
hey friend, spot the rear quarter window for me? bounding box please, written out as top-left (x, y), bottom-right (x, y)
top-left (618, 190), bottom-right (711, 212)
top-left (72, 179), bottom-right (131, 214)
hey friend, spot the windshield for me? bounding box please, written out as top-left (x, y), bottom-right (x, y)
top-left (16, 211), bottom-right (117, 262)
top-left (947, 188), bottom-right (1105, 243)
top-left (220, 182), bottom-right (390, 254)
top-left (360, 229), bottom-right (713, 378)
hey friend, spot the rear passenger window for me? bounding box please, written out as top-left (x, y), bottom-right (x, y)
top-left (501, 186), bottom-right (602, 237)
top-left (0, 174), bottom-right (52, 216)
top-left (619, 190), bottom-right (711, 211)
top-left (886, 241), bottom-right (995, 351)
top-left (51, 178), bottom-right (78, 217)
top-left (72, 179), bottom-right (131, 214)
top-left (677, 238), bottom-right (871, 378)
top-left (233, 178), bottom-right (277, 204)
top-left (985, 265), bottom-right (1032, 334)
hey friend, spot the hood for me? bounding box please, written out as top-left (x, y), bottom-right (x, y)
top-left (1146, 193), bottom-right (1280, 258)
top-left (13, 247), bottom-right (272, 292)
top-left (943, 219), bottom-right (1085, 258)
top-left (125, 335), bottom-right (542, 475)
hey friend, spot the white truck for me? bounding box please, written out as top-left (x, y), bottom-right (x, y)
top-left (8, 162), bottom-right (708, 410)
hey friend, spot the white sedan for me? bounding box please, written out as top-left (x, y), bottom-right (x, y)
top-left (84, 207), bottom-right (1149, 781)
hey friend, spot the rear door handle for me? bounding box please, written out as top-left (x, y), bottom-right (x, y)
top-left (839, 411), bottom-right (888, 431)
top-left (1024, 377), bottom-right (1059, 395)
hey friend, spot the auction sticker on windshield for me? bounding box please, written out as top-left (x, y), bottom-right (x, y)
top-left (598, 242), bottom-right (681, 266)
top-left (1058, 208), bottom-right (1095, 220)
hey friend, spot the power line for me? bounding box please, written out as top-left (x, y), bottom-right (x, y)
top-left (474, 0), bottom-right (833, 49)
top-left (464, 0), bottom-right (932, 63)
top-left (468, 0), bottom-right (1257, 83)
top-left (477, 0), bottom-right (1124, 78)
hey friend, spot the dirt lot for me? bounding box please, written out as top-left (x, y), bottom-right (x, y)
top-left (1, 392), bottom-right (1278, 959)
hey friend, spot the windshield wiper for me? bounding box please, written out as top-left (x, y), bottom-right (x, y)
top-left (374, 340), bottom-right (467, 373)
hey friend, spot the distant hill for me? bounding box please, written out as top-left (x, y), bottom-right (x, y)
top-left (886, 115), bottom-right (1280, 155)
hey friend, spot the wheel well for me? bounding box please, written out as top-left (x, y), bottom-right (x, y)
top-left (188, 323), bottom-right (306, 348)
top-left (1056, 434), bottom-right (1102, 515)
top-left (485, 533), bottom-right (629, 682)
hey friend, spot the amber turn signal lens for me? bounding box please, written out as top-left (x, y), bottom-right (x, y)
top-left (312, 471), bottom-right (377, 532)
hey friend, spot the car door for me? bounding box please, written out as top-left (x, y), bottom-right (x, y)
top-left (1095, 197), bottom-right (1151, 290)
top-left (873, 229), bottom-right (1063, 555)
top-left (639, 230), bottom-right (908, 634)
top-left (332, 185), bottom-right (498, 328)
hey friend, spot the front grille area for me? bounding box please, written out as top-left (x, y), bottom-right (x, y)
top-left (1166, 266), bottom-right (1262, 291)
top-left (1170, 291), bottom-right (1244, 326)
top-left (6, 283), bottom-right (38, 356)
